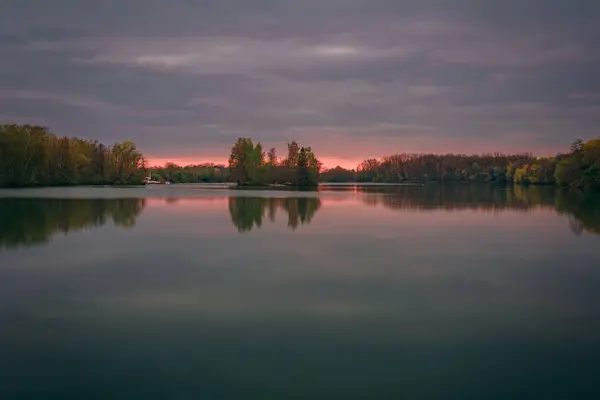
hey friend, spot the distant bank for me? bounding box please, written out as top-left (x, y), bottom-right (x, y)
top-left (1, 124), bottom-right (598, 192)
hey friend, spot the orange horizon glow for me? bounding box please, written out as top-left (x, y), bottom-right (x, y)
top-left (145, 141), bottom-right (568, 171)
top-left (147, 156), bottom-right (361, 170)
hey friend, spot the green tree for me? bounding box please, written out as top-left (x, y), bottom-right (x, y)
top-left (296, 147), bottom-right (319, 187)
top-left (0, 124), bottom-right (146, 187)
top-left (555, 139), bottom-right (600, 190)
top-left (228, 138), bottom-right (266, 185)
top-left (228, 138), bottom-right (252, 184)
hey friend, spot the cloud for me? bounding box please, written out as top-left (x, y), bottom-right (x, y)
top-left (0, 89), bottom-right (119, 112)
top-left (1, 0), bottom-right (599, 166)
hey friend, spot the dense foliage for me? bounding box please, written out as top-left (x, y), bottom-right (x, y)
top-left (228, 138), bottom-right (322, 187)
top-left (320, 138), bottom-right (600, 191)
top-left (554, 139), bottom-right (600, 191)
top-left (0, 124), bottom-right (146, 187)
top-left (148, 163), bottom-right (228, 183)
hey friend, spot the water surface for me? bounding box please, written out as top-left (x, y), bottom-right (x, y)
top-left (1, 185), bottom-right (599, 399)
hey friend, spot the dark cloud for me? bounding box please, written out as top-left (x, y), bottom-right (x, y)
top-left (1, 0), bottom-right (599, 164)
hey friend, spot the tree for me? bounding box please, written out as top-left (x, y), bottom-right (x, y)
top-left (267, 148), bottom-right (278, 166)
top-left (228, 137), bottom-right (266, 185)
top-left (296, 147), bottom-right (318, 187)
top-left (356, 158), bottom-right (381, 182)
top-left (111, 141), bottom-right (145, 184)
top-left (556, 139), bottom-right (600, 190)
top-left (228, 138), bottom-right (252, 184)
top-left (284, 141), bottom-right (300, 168)
top-left (304, 146), bottom-right (323, 176)
top-left (249, 141), bottom-right (265, 183)
top-left (570, 138), bottom-right (584, 153)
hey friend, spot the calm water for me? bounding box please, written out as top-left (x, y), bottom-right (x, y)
top-left (1, 185), bottom-right (599, 399)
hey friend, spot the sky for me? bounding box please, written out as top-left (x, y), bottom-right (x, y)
top-left (1, 0), bottom-right (599, 169)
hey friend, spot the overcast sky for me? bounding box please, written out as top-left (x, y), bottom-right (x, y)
top-left (1, 0), bottom-right (599, 167)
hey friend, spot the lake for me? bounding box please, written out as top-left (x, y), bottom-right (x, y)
top-left (1, 184), bottom-right (599, 399)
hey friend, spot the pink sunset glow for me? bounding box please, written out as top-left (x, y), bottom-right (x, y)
top-left (145, 136), bottom-right (569, 171)
top-left (146, 155), bottom-right (362, 170)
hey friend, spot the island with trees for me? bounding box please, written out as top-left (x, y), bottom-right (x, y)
top-left (227, 138), bottom-right (321, 187)
top-left (1, 124), bottom-right (599, 191)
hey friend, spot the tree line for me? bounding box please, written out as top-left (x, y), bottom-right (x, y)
top-left (0, 125), bottom-right (322, 188)
top-left (0, 124), bottom-right (146, 187)
top-left (148, 163), bottom-right (229, 184)
top-left (321, 138), bottom-right (600, 191)
top-left (2, 124), bottom-right (598, 191)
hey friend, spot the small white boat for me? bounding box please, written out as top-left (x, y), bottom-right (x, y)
top-left (144, 172), bottom-right (170, 185)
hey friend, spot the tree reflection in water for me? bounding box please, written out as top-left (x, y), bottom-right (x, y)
top-left (1, 186), bottom-right (597, 248)
top-left (556, 191), bottom-right (600, 236)
top-left (0, 198), bottom-right (146, 250)
top-left (228, 197), bottom-right (322, 233)
top-left (353, 184), bottom-right (600, 236)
